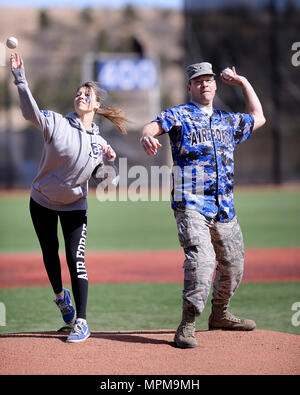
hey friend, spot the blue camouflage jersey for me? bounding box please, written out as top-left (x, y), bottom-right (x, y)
top-left (153, 102), bottom-right (254, 222)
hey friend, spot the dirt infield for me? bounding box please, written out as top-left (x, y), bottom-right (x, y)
top-left (1, 248), bottom-right (300, 375)
top-left (0, 247), bottom-right (300, 288)
top-left (1, 329), bottom-right (299, 375)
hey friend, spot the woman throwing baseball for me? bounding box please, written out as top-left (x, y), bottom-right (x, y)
top-left (10, 53), bottom-right (128, 342)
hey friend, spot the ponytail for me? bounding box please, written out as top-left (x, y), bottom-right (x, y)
top-left (96, 106), bottom-right (128, 135)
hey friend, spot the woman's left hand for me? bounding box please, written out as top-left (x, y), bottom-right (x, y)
top-left (102, 145), bottom-right (116, 161)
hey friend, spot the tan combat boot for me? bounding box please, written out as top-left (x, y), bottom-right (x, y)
top-left (208, 307), bottom-right (256, 331)
top-left (174, 307), bottom-right (198, 348)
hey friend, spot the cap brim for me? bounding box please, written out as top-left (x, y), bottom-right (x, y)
top-left (189, 71), bottom-right (216, 80)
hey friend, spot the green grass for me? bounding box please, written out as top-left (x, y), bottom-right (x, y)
top-left (0, 187), bottom-right (299, 252)
top-left (235, 189), bottom-right (300, 248)
top-left (0, 189), bottom-right (299, 337)
top-left (0, 282), bottom-right (299, 335)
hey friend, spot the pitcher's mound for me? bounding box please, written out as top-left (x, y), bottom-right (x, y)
top-left (1, 329), bottom-right (299, 375)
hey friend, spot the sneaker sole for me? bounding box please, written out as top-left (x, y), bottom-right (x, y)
top-left (66, 332), bottom-right (91, 343)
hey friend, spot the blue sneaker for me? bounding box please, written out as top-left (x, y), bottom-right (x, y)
top-left (54, 288), bottom-right (75, 324)
top-left (66, 319), bottom-right (91, 343)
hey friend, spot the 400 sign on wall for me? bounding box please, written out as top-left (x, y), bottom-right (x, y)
top-left (96, 58), bottom-right (158, 91)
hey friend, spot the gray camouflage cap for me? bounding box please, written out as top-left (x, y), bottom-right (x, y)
top-left (186, 62), bottom-right (216, 80)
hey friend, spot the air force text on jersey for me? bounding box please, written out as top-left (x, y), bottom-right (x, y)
top-left (190, 127), bottom-right (231, 146)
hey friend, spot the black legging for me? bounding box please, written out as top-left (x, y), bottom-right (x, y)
top-left (30, 198), bottom-right (88, 320)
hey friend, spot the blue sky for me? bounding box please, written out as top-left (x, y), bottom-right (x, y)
top-left (1, 0), bottom-right (299, 10)
top-left (0, 0), bottom-right (183, 8)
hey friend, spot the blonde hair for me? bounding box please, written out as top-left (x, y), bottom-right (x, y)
top-left (78, 81), bottom-right (129, 135)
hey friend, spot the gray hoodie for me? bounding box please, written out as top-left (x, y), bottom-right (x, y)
top-left (13, 67), bottom-right (114, 211)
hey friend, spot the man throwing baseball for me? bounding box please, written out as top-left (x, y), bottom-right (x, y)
top-left (140, 62), bottom-right (266, 348)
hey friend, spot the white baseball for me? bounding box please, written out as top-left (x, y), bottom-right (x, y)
top-left (222, 67), bottom-right (234, 80)
top-left (6, 37), bottom-right (18, 49)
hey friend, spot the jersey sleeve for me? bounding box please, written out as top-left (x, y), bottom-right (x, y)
top-left (231, 112), bottom-right (255, 146)
top-left (152, 107), bottom-right (182, 134)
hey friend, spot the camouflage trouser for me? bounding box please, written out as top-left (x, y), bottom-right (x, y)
top-left (174, 208), bottom-right (244, 316)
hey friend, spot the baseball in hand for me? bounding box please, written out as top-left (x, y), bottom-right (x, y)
top-left (221, 67), bottom-right (234, 80)
top-left (6, 37), bottom-right (18, 49)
